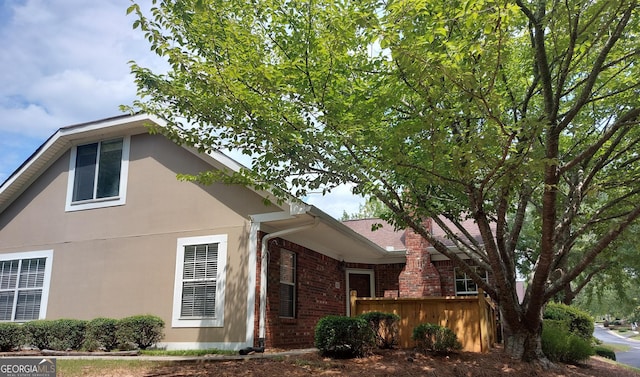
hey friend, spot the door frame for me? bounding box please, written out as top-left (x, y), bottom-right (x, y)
top-left (345, 268), bottom-right (375, 316)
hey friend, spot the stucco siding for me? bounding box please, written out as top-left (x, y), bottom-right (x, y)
top-left (0, 132), bottom-right (275, 347)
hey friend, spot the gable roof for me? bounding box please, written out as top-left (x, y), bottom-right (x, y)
top-left (0, 113), bottom-right (402, 264)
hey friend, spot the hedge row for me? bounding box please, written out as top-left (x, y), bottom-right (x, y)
top-left (0, 315), bottom-right (164, 352)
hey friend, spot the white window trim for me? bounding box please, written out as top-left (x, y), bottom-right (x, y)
top-left (65, 136), bottom-right (130, 212)
top-left (172, 235), bottom-right (227, 328)
top-left (0, 250), bottom-right (54, 322)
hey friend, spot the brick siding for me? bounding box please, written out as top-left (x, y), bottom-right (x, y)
top-left (398, 220), bottom-right (446, 297)
top-left (254, 233), bottom-right (406, 349)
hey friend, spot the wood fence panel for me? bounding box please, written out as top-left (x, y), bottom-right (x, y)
top-left (351, 291), bottom-right (497, 352)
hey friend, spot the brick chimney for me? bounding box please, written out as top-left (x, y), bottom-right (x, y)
top-left (399, 219), bottom-right (442, 297)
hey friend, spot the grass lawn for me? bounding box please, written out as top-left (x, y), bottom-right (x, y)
top-left (57, 359), bottom-right (162, 377)
top-left (601, 343), bottom-right (631, 352)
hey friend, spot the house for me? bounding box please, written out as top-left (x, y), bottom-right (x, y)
top-left (0, 113), bottom-right (491, 351)
top-left (0, 114), bottom-right (408, 351)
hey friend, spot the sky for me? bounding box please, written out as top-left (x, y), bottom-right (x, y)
top-left (0, 0), bottom-right (364, 219)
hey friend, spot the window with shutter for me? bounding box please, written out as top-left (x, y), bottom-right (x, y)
top-left (172, 235), bottom-right (227, 328)
top-left (0, 251), bottom-right (53, 322)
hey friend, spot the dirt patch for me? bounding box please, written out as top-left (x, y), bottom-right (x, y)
top-left (141, 348), bottom-right (639, 377)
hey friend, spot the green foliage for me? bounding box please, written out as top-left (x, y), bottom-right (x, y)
top-left (544, 303), bottom-right (594, 340)
top-left (23, 320), bottom-right (55, 350)
top-left (0, 322), bottom-right (25, 352)
top-left (341, 198), bottom-right (390, 221)
top-left (411, 323), bottom-right (462, 354)
top-left (594, 345), bottom-right (616, 361)
top-left (23, 319), bottom-right (87, 351)
top-left (49, 319), bottom-right (87, 351)
top-left (314, 315), bottom-right (375, 358)
top-left (357, 311), bottom-right (400, 349)
top-left (116, 315), bottom-right (165, 350)
top-left (84, 318), bottom-right (119, 351)
top-left (127, 0), bottom-right (640, 362)
top-left (542, 320), bottom-right (595, 363)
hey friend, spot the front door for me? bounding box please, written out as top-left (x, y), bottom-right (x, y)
top-left (346, 269), bottom-right (375, 315)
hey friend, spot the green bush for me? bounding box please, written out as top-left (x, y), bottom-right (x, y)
top-left (23, 320), bottom-right (55, 350)
top-left (314, 315), bottom-right (375, 358)
top-left (0, 322), bottom-right (25, 352)
top-left (84, 318), bottom-right (119, 351)
top-left (116, 315), bottom-right (165, 350)
top-left (358, 311), bottom-right (400, 349)
top-left (411, 323), bottom-right (462, 354)
top-left (542, 320), bottom-right (594, 363)
top-left (544, 303), bottom-right (594, 340)
top-left (594, 345), bottom-right (616, 361)
top-left (49, 319), bottom-right (87, 351)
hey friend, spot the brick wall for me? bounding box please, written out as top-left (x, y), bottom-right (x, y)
top-left (256, 233), bottom-right (346, 349)
top-left (398, 219), bottom-right (445, 297)
top-left (254, 234), bottom-right (407, 349)
top-left (433, 259), bottom-right (455, 296)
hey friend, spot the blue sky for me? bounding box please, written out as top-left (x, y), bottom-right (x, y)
top-left (0, 0), bottom-right (363, 218)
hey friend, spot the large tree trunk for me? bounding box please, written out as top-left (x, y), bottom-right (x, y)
top-left (501, 308), bottom-right (551, 367)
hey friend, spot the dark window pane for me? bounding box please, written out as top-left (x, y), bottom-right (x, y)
top-left (73, 143), bottom-right (98, 201)
top-left (96, 139), bottom-right (123, 198)
top-left (280, 284), bottom-right (294, 317)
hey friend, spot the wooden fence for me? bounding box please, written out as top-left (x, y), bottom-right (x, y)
top-left (350, 290), bottom-right (497, 352)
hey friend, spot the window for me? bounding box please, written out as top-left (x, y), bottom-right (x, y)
top-left (454, 267), bottom-right (488, 296)
top-left (0, 250), bottom-right (53, 322)
top-left (66, 136), bottom-right (130, 211)
top-left (279, 249), bottom-right (296, 318)
top-left (172, 235), bottom-right (227, 328)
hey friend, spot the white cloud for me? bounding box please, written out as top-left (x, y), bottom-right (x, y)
top-left (0, 0), bottom-right (361, 218)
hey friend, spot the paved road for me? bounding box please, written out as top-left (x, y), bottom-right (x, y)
top-left (593, 325), bottom-right (640, 368)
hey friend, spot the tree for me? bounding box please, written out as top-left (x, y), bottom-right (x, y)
top-left (126, 0), bottom-right (640, 363)
top-left (341, 197), bottom-right (389, 220)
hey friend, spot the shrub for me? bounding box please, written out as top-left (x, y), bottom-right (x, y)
top-left (358, 311), bottom-right (400, 349)
top-left (594, 345), bottom-right (616, 361)
top-left (542, 320), bottom-right (594, 363)
top-left (116, 315), bottom-right (164, 350)
top-left (23, 320), bottom-right (55, 350)
top-left (314, 315), bottom-right (375, 358)
top-left (49, 319), bottom-right (87, 351)
top-left (412, 323), bottom-right (462, 354)
top-left (84, 318), bottom-right (119, 351)
top-left (0, 322), bottom-right (25, 352)
top-left (544, 303), bottom-right (594, 340)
